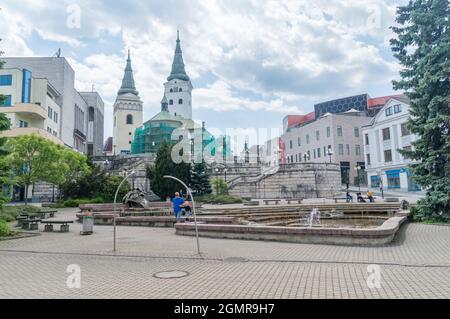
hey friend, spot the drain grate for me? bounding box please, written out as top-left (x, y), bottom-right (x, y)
top-left (153, 270), bottom-right (190, 279)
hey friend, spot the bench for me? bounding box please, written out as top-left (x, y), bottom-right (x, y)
top-left (21, 219), bottom-right (41, 231)
top-left (334, 197), bottom-right (349, 203)
top-left (263, 200), bottom-right (281, 205)
top-left (42, 221), bottom-right (74, 233)
top-left (244, 201), bottom-right (260, 206)
top-left (286, 199), bottom-right (303, 204)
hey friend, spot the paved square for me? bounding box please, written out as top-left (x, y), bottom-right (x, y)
top-left (0, 208), bottom-right (449, 299)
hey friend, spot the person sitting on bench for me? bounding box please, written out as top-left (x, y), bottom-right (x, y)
top-left (356, 192), bottom-right (366, 203)
top-left (346, 191), bottom-right (353, 203)
top-left (366, 190), bottom-right (375, 203)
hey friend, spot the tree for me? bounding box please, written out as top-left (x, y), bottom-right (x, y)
top-left (391, 0), bottom-right (450, 221)
top-left (6, 134), bottom-right (60, 204)
top-left (0, 39), bottom-right (10, 210)
top-left (189, 162), bottom-right (212, 196)
top-left (147, 141), bottom-right (191, 199)
top-left (212, 178), bottom-right (228, 195)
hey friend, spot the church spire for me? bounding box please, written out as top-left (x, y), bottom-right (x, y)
top-left (167, 31), bottom-right (190, 82)
top-left (161, 95), bottom-right (169, 112)
top-left (118, 49), bottom-right (139, 96)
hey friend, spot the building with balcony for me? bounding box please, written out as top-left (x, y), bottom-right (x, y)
top-left (1, 57), bottom-right (104, 153)
top-left (362, 96), bottom-right (422, 192)
top-left (0, 67), bottom-right (63, 145)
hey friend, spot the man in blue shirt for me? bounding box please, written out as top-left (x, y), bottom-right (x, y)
top-left (172, 192), bottom-right (185, 223)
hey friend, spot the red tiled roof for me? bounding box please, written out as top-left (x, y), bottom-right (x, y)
top-left (368, 95), bottom-right (405, 108)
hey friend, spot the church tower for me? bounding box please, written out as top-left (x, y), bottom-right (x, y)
top-left (113, 50), bottom-right (143, 155)
top-left (164, 31), bottom-right (193, 119)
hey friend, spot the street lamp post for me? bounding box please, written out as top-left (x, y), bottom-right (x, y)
top-left (164, 175), bottom-right (201, 256)
top-left (377, 169), bottom-right (384, 199)
top-left (327, 148), bottom-right (333, 164)
top-left (354, 165), bottom-right (362, 192)
top-left (113, 170), bottom-right (136, 252)
top-left (224, 168), bottom-right (228, 183)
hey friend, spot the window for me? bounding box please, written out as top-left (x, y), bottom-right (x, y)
top-left (370, 176), bottom-right (381, 188)
top-left (354, 127), bottom-right (360, 138)
top-left (179, 88), bottom-right (183, 92)
top-left (0, 74), bottom-right (12, 86)
top-left (169, 100), bottom-right (174, 105)
top-left (307, 150), bottom-right (311, 160)
top-left (337, 126), bottom-right (343, 137)
top-left (126, 114), bottom-right (133, 125)
top-left (384, 150), bottom-right (393, 162)
top-left (22, 70), bottom-right (31, 103)
top-left (306, 134), bottom-right (310, 144)
top-left (365, 134), bottom-right (369, 145)
top-left (355, 145), bottom-right (361, 156)
top-left (313, 149), bottom-right (316, 159)
top-left (48, 106), bottom-right (53, 118)
top-left (338, 144), bottom-right (344, 155)
top-left (88, 107), bottom-right (94, 122)
top-left (386, 170), bottom-right (400, 189)
top-left (299, 153), bottom-right (302, 162)
top-left (327, 127), bottom-right (331, 138)
top-left (0, 95), bottom-right (12, 106)
top-left (394, 104), bottom-right (402, 114)
top-left (295, 154), bottom-right (298, 162)
top-left (178, 99), bottom-right (183, 105)
top-left (316, 130), bottom-right (320, 141)
top-left (382, 128), bottom-right (390, 141)
top-left (366, 154), bottom-right (371, 166)
top-left (114, 116), bottom-right (116, 126)
top-left (297, 137), bottom-right (301, 146)
top-left (170, 89), bottom-right (173, 93)
top-left (47, 126), bottom-right (52, 133)
top-left (54, 112), bottom-right (58, 124)
top-left (403, 145), bottom-right (412, 159)
top-left (385, 107), bottom-right (393, 116)
top-left (317, 148), bottom-right (321, 158)
top-left (19, 120), bottom-right (28, 128)
top-left (290, 155), bottom-right (293, 163)
top-left (346, 144), bottom-right (350, 155)
top-left (401, 123), bottom-right (410, 136)
top-left (289, 140), bottom-right (293, 149)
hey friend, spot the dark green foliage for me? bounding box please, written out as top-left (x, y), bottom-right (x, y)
top-left (391, 0), bottom-right (450, 221)
top-left (189, 162), bottom-right (212, 196)
top-left (0, 220), bottom-right (9, 237)
top-left (60, 159), bottom-right (130, 202)
top-left (147, 141), bottom-right (191, 199)
top-left (212, 178), bottom-right (228, 195)
top-left (0, 44), bottom-right (10, 210)
top-left (0, 205), bottom-right (43, 223)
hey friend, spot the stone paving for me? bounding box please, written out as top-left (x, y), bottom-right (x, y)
top-left (0, 208), bottom-right (449, 299)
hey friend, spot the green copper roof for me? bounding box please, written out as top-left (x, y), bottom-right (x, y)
top-left (161, 95), bottom-right (169, 112)
top-left (167, 31), bottom-right (190, 82)
top-left (118, 50), bottom-right (139, 96)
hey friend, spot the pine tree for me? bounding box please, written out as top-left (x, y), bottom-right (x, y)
top-left (391, 0), bottom-right (450, 221)
top-left (147, 141), bottom-right (191, 199)
top-left (190, 162), bottom-right (212, 196)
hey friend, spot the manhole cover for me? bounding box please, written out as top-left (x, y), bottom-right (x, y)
top-left (223, 257), bottom-right (249, 263)
top-left (153, 270), bottom-right (190, 279)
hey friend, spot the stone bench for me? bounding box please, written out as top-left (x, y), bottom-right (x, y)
top-left (244, 201), bottom-right (260, 206)
top-left (384, 197), bottom-right (399, 203)
top-left (42, 220), bottom-right (74, 233)
top-left (21, 219), bottom-right (41, 231)
top-left (263, 200), bottom-right (281, 205)
top-left (286, 199), bottom-right (303, 204)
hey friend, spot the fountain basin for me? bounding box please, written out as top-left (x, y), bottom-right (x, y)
top-left (174, 214), bottom-right (409, 246)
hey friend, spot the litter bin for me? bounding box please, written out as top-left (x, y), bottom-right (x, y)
top-left (80, 211), bottom-right (94, 235)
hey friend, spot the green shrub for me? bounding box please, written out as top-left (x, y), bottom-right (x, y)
top-left (63, 197), bottom-right (105, 208)
top-left (197, 194), bottom-right (243, 205)
top-left (0, 205), bottom-right (42, 222)
top-left (0, 220), bottom-right (9, 237)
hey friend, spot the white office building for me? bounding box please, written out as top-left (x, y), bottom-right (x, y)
top-left (362, 97), bottom-right (422, 192)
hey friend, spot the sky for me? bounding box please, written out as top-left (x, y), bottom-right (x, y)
top-left (0, 0), bottom-right (408, 144)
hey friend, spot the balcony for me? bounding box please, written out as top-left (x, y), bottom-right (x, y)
top-left (0, 127), bottom-right (63, 145)
top-left (0, 103), bottom-right (47, 120)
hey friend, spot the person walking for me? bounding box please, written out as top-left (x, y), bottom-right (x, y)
top-left (172, 192), bottom-right (185, 223)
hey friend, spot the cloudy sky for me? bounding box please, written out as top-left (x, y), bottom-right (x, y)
top-left (0, 0), bottom-right (407, 141)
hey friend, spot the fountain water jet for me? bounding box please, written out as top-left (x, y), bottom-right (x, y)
top-left (308, 208), bottom-right (321, 227)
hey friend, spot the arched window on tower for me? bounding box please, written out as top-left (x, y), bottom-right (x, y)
top-left (178, 99), bottom-right (183, 105)
top-left (126, 114), bottom-right (133, 125)
top-left (169, 100), bottom-right (174, 105)
top-left (179, 88), bottom-right (183, 92)
top-left (170, 89), bottom-right (173, 93)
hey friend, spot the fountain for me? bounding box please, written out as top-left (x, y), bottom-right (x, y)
top-left (307, 208), bottom-right (321, 227)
